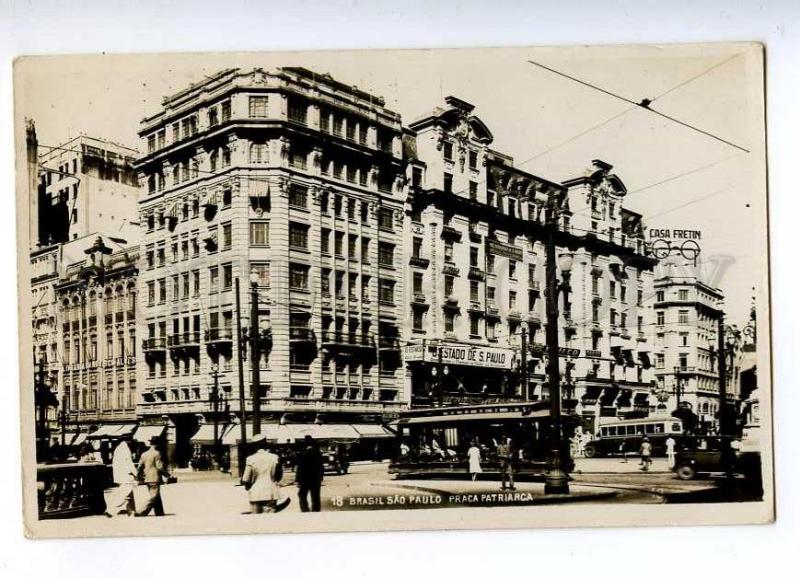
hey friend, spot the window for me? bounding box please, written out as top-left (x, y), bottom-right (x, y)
top-left (610, 309), bottom-right (617, 327)
top-left (251, 263), bottom-right (269, 288)
top-left (487, 254), bottom-right (495, 273)
top-left (334, 232), bottom-right (344, 257)
top-left (443, 141), bottom-right (453, 161)
top-left (287, 98), bottom-right (307, 124)
top-left (509, 291), bottom-right (517, 310)
top-left (620, 285), bottom-right (627, 303)
top-left (320, 269), bottom-right (331, 296)
top-left (509, 260), bottom-right (517, 279)
top-left (413, 272), bottom-right (423, 294)
top-left (656, 290), bottom-right (664, 302)
top-left (444, 275), bottom-right (454, 297)
top-left (289, 222), bottom-right (309, 250)
top-left (444, 239), bottom-right (454, 263)
top-left (222, 264), bottom-right (233, 290)
top-left (172, 275), bottom-right (179, 301)
top-left (249, 96), bottom-right (268, 118)
top-left (469, 181), bottom-right (478, 200)
top-left (250, 221), bottom-right (269, 246)
top-left (655, 354), bottom-right (665, 369)
top-left (361, 238), bottom-right (370, 263)
top-left (680, 332), bottom-right (689, 346)
top-left (361, 276), bottom-right (370, 300)
top-left (320, 228), bottom-right (330, 254)
top-left (486, 320), bottom-right (496, 340)
top-left (289, 185), bottom-right (308, 209)
top-left (250, 143), bottom-right (268, 163)
top-left (181, 273), bottom-right (190, 299)
top-left (208, 107), bottom-right (218, 127)
top-left (158, 279), bottom-right (166, 303)
top-left (379, 279), bottom-right (395, 304)
top-left (679, 289), bottom-right (689, 300)
top-left (657, 311), bottom-right (665, 326)
top-left (379, 208), bottom-right (394, 230)
top-left (413, 309), bottom-right (424, 331)
top-left (445, 311), bottom-right (455, 333)
top-left (443, 173), bottom-right (453, 194)
top-left (209, 266), bottom-right (219, 293)
top-left (470, 280), bottom-right (479, 302)
top-left (222, 222), bottom-right (232, 250)
top-left (469, 150), bottom-right (477, 170)
top-left (320, 110), bottom-right (330, 132)
top-left (147, 281), bottom-right (155, 305)
top-left (348, 235), bottom-right (357, 259)
top-left (289, 263), bottom-right (309, 290)
top-left (610, 281), bottom-right (616, 299)
top-left (378, 242), bottom-right (394, 267)
top-left (679, 309), bottom-right (689, 324)
top-left (637, 289), bottom-right (643, 306)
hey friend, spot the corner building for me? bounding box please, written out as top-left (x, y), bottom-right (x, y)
top-left (403, 97), bottom-right (657, 433)
top-left (135, 68), bottom-right (407, 464)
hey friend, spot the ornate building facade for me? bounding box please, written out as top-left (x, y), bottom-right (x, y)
top-left (135, 68), bottom-right (407, 463)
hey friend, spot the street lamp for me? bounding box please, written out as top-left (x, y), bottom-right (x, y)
top-left (209, 364), bottom-right (221, 466)
top-left (544, 202), bottom-right (574, 494)
top-left (249, 270), bottom-right (262, 436)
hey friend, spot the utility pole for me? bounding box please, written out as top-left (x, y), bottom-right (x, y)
top-left (249, 273), bottom-right (262, 436)
top-left (717, 313), bottom-right (728, 435)
top-left (210, 365), bottom-right (220, 465)
top-left (543, 206), bottom-right (569, 495)
top-left (520, 326), bottom-right (529, 401)
top-left (234, 278), bottom-right (247, 475)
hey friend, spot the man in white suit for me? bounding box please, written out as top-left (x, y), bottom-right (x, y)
top-left (241, 435), bottom-right (290, 514)
top-left (105, 439), bottom-right (137, 516)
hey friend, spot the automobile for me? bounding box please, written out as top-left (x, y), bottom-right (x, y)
top-left (321, 443), bottom-right (350, 475)
top-left (672, 435), bottom-right (745, 480)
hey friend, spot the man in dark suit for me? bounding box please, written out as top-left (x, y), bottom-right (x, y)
top-left (294, 435), bottom-right (324, 512)
top-left (136, 436), bottom-right (170, 516)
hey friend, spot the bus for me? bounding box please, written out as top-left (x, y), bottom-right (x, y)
top-left (583, 416), bottom-right (683, 458)
top-left (388, 401), bottom-right (576, 479)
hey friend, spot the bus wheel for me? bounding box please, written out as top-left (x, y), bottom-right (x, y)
top-left (584, 445), bottom-right (597, 458)
top-left (676, 464), bottom-right (696, 480)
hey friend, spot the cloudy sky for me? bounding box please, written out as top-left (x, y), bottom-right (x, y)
top-left (15, 43), bottom-right (766, 325)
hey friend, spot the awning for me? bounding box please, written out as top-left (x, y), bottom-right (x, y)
top-left (622, 349), bottom-right (636, 367)
top-left (599, 387), bottom-right (620, 407)
top-left (70, 433), bottom-right (88, 446)
top-left (87, 424), bottom-right (122, 439)
top-left (284, 424), bottom-right (361, 441)
top-left (133, 425), bottom-right (166, 443)
top-left (352, 424), bottom-right (396, 439)
top-left (221, 423), bottom-right (276, 445)
top-left (616, 389), bottom-right (633, 407)
top-left (190, 424), bottom-right (232, 444)
top-left (638, 352), bottom-right (652, 369)
top-left (581, 385), bottom-right (603, 405)
top-left (633, 392), bottom-right (650, 405)
top-left (116, 424), bottom-right (137, 437)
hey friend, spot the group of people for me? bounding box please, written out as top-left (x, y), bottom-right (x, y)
top-left (242, 434), bottom-right (326, 514)
top-left (466, 436), bottom-right (517, 490)
top-left (628, 435), bottom-right (677, 471)
top-left (569, 429), bottom-right (595, 458)
top-left (104, 435), bottom-right (172, 517)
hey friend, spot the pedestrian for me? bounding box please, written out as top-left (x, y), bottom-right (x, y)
top-left (665, 435), bottom-right (676, 469)
top-left (135, 436), bottom-right (170, 516)
top-left (467, 440), bottom-right (482, 482)
top-left (105, 439), bottom-right (138, 517)
top-left (497, 436), bottom-right (515, 491)
top-left (619, 441), bottom-right (628, 463)
top-left (295, 435), bottom-right (325, 512)
top-left (241, 435), bottom-right (290, 514)
top-left (639, 436), bottom-right (653, 472)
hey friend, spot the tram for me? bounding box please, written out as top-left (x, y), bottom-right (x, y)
top-left (388, 401), bottom-right (576, 479)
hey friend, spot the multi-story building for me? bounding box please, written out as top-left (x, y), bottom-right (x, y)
top-left (135, 67), bottom-right (407, 464)
top-left (652, 264), bottom-right (726, 430)
top-left (54, 234), bottom-right (140, 435)
top-left (35, 135), bottom-right (139, 247)
top-left (402, 97), bottom-right (657, 432)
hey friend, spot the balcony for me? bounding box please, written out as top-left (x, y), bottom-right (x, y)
top-left (528, 280), bottom-right (541, 292)
top-left (441, 225), bottom-right (462, 242)
top-left (205, 328), bottom-right (234, 345)
top-left (507, 309), bottom-right (521, 320)
top-left (442, 263), bottom-right (460, 277)
top-left (468, 267), bottom-right (486, 281)
top-left (674, 366), bottom-right (696, 376)
top-left (637, 331), bottom-right (647, 342)
top-left (168, 332), bottom-right (201, 349)
top-left (409, 255), bottom-right (430, 268)
top-left (412, 293), bottom-right (428, 305)
top-left (486, 303), bottom-right (500, 318)
top-left (527, 313), bottom-right (542, 326)
top-left (142, 337), bottom-right (167, 353)
top-left (321, 331), bottom-right (374, 349)
top-left (289, 327), bottom-right (316, 343)
top-left (378, 336), bottom-right (401, 350)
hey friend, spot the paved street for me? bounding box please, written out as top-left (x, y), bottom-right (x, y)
top-left (35, 456), bottom-right (761, 534)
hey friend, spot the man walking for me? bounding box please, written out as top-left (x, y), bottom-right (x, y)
top-left (106, 439), bottom-right (138, 516)
top-left (135, 436), bottom-right (170, 516)
top-left (241, 435), bottom-right (290, 514)
top-left (639, 436), bottom-right (653, 472)
top-left (497, 436), bottom-right (515, 491)
top-left (665, 435), bottom-right (676, 469)
top-left (295, 435), bottom-right (325, 512)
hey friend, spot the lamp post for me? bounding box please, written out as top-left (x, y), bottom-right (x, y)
top-left (209, 364), bottom-right (221, 465)
top-left (520, 326), bottom-right (528, 401)
top-left (234, 277), bottom-right (247, 475)
top-left (249, 270), bottom-right (262, 436)
top-left (543, 205), bottom-right (573, 495)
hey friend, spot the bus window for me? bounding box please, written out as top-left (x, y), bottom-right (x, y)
top-left (600, 428), bottom-right (608, 438)
top-left (645, 424), bottom-right (655, 434)
top-left (654, 423), bottom-right (665, 434)
top-left (626, 425), bottom-right (636, 435)
top-left (635, 425), bottom-right (644, 435)
top-left (671, 422), bottom-right (682, 432)
top-left (607, 427), bottom-right (616, 436)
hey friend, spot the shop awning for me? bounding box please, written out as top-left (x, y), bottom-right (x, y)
top-left (638, 352), bottom-right (652, 369)
top-left (87, 424), bottom-right (122, 439)
top-left (116, 424), bottom-right (137, 437)
top-left (284, 424), bottom-right (361, 441)
top-left (581, 385), bottom-right (603, 405)
top-left (221, 423), bottom-right (277, 445)
top-left (633, 392), bottom-right (650, 405)
top-left (352, 424), bottom-right (396, 439)
top-left (616, 389), bottom-right (633, 408)
top-left (190, 424), bottom-right (231, 444)
top-left (623, 349), bottom-right (636, 367)
top-left (133, 425), bottom-right (166, 443)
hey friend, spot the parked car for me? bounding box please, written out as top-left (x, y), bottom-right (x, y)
top-left (673, 435), bottom-right (753, 480)
top-left (321, 443), bottom-right (350, 475)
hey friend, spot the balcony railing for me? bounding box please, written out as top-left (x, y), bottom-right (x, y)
top-left (378, 336), bottom-right (401, 350)
top-left (468, 267), bottom-right (486, 281)
top-left (442, 263), bottom-right (460, 277)
top-left (529, 280), bottom-right (541, 291)
top-left (441, 225), bottom-right (462, 241)
top-left (321, 331), bottom-right (374, 348)
top-left (674, 366), bottom-right (696, 375)
top-left (409, 255), bottom-right (430, 268)
top-left (142, 337), bottom-right (167, 352)
top-left (289, 327), bottom-right (316, 343)
top-left (205, 328), bottom-right (234, 343)
top-left (168, 332), bottom-right (201, 348)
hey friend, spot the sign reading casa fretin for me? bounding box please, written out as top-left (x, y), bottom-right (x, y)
top-left (403, 343), bottom-right (514, 370)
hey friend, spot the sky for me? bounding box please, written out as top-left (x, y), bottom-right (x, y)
top-left (14, 44), bottom-right (767, 326)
